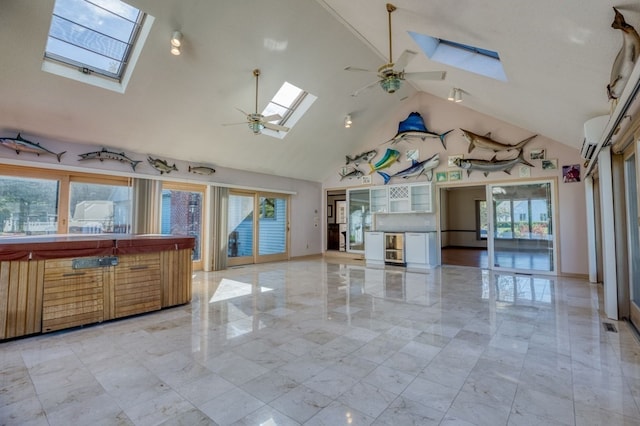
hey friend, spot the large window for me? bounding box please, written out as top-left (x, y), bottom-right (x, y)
top-left (161, 184), bottom-right (204, 265)
top-left (0, 176), bottom-right (59, 236)
top-left (0, 165), bottom-right (131, 236)
top-left (69, 181), bottom-right (131, 234)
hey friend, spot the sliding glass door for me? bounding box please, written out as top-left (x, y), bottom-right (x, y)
top-left (487, 181), bottom-right (557, 274)
top-left (227, 191), bottom-right (289, 266)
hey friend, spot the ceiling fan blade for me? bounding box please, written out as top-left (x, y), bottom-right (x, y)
top-left (393, 50), bottom-right (417, 71)
top-left (262, 114), bottom-right (283, 122)
top-left (264, 122), bottom-right (290, 132)
top-left (351, 79), bottom-right (382, 97)
top-left (345, 66), bottom-right (377, 73)
top-left (403, 71), bottom-right (447, 81)
top-left (221, 121), bottom-right (248, 127)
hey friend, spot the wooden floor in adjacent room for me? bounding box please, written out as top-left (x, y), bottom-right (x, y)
top-left (441, 247), bottom-right (488, 269)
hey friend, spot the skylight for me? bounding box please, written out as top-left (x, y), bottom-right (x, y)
top-left (408, 31), bottom-right (507, 81)
top-left (261, 82), bottom-right (317, 139)
top-left (43, 0), bottom-right (154, 93)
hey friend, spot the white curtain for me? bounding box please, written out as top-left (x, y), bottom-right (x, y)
top-left (131, 178), bottom-right (162, 234)
top-left (208, 186), bottom-right (228, 271)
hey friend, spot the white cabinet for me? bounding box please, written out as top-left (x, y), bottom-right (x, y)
top-left (364, 231), bottom-right (384, 265)
top-left (388, 185), bottom-right (410, 212)
top-left (410, 184), bottom-right (433, 212)
top-left (405, 232), bottom-right (438, 269)
top-left (369, 183), bottom-right (433, 213)
top-left (370, 187), bottom-right (388, 213)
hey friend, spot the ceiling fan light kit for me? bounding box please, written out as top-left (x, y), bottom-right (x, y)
top-left (221, 69), bottom-right (290, 135)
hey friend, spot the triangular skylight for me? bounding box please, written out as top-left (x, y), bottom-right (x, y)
top-left (261, 82), bottom-right (317, 139)
top-left (409, 31), bottom-right (507, 82)
top-left (43, 0), bottom-right (154, 93)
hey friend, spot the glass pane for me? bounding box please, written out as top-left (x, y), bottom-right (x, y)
top-left (228, 194), bottom-right (254, 258)
top-left (258, 196), bottom-right (286, 256)
top-left (46, 0), bottom-right (142, 78)
top-left (0, 176), bottom-right (59, 236)
top-left (625, 156), bottom-right (640, 306)
top-left (161, 189), bottom-right (203, 261)
top-left (347, 189), bottom-right (371, 252)
top-left (69, 182), bottom-right (131, 234)
top-left (492, 183), bottom-right (553, 272)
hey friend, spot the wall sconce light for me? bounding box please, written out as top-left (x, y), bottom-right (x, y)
top-left (448, 88), bottom-right (463, 103)
top-left (344, 114), bottom-right (353, 128)
top-left (171, 31), bottom-right (182, 56)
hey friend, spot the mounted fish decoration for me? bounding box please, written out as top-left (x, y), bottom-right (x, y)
top-left (453, 151), bottom-right (534, 177)
top-left (369, 148), bottom-right (400, 174)
top-left (339, 167), bottom-right (365, 180)
top-left (608, 8), bottom-right (640, 101)
top-left (377, 153), bottom-right (440, 184)
top-left (0, 133), bottom-right (66, 162)
top-left (189, 165), bottom-right (216, 175)
top-left (461, 129), bottom-right (537, 154)
top-left (385, 112), bottom-right (453, 149)
top-left (148, 157), bottom-right (178, 174)
top-left (346, 149), bottom-right (377, 165)
top-left (78, 148), bottom-right (142, 171)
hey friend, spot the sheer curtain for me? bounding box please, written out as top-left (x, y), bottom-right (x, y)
top-left (131, 178), bottom-right (162, 234)
top-left (208, 186), bottom-right (228, 271)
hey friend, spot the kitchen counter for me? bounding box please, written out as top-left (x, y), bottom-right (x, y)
top-left (365, 231), bottom-right (439, 271)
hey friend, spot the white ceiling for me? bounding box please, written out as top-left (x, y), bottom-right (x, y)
top-left (0, 0), bottom-right (637, 182)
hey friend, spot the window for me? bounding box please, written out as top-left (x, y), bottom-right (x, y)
top-left (408, 31), bottom-right (507, 81)
top-left (0, 176), bottom-right (59, 236)
top-left (0, 165), bottom-right (131, 236)
top-left (43, 0), bottom-right (154, 93)
top-left (69, 181), bottom-right (131, 234)
top-left (260, 197), bottom-right (276, 219)
top-left (261, 82), bottom-right (317, 139)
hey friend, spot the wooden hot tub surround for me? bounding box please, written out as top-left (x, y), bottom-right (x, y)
top-left (0, 234), bottom-right (194, 340)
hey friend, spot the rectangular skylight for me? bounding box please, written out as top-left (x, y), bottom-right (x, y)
top-left (409, 31), bottom-right (507, 82)
top-left (261, 82), bottom-right (316, 139)
top-left (43, 0), bottom-right (153, 93)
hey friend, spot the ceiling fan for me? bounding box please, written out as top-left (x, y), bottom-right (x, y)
top-left (223, 69), bottom-right (290, 135)
top-left (345, 3), bottom-right (446, 97)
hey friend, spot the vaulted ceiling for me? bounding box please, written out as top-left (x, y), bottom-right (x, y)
top-left (0, 0), bottom-right (635, 182)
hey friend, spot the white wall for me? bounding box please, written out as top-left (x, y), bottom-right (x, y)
top-left (323, 91), bottom-right (588, 275)
top-left (0, 134), bottom-right (323, 258)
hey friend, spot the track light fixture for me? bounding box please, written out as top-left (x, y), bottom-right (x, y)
top-left (345, 114), bottom-right (353, 128)
top-left (170, 31), bottom-right (182, 55)
top-left (448, 88), bottom-right (463, 103)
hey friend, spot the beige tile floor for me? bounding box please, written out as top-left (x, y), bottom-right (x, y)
top-left (1, 258), bottom-right (640, 425)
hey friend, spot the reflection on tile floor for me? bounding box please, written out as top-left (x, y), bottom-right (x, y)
top-left (1, 258), bottom-right (640, 425)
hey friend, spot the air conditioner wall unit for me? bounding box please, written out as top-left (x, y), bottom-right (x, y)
top-left (581, 115), bottom-right (610, 160)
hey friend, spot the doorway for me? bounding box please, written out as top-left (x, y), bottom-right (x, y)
top-left (487, 180), bottom-right (557, 274)
top-left (439, 185), bottom-right (488, 268)
top-left (227, 190), bottom-right (290, 266)
top-left (439, 180), bottom-right (557, 274)
top-left (327, 190), bottom-right (346, 252)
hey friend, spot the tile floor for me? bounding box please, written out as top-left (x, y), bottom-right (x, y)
top-left (1, 258), bottom-right (640, 425)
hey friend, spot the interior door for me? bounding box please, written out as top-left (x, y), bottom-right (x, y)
top-left (487, 181), bottom-right (557, 274)
top-left (347, 188), bottom-right (371, 253)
